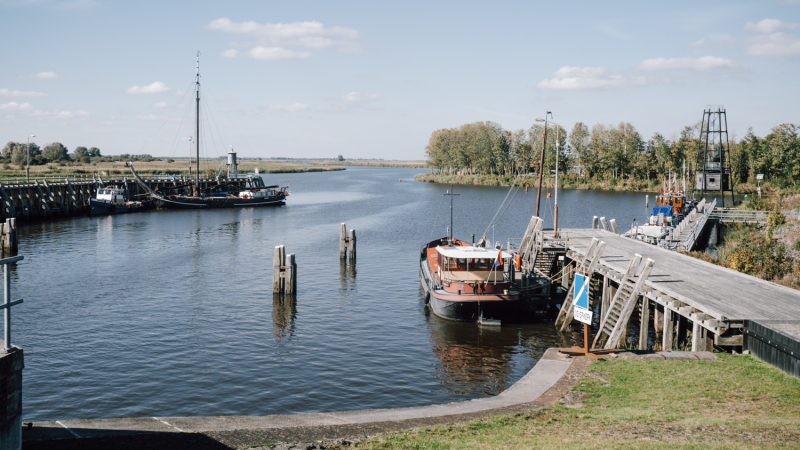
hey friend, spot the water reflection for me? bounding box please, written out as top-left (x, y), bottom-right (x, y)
top-left (272, 294), bottom-right (296, 342)
top-left (338, 259), bottom-right (357, 296)
top-left (427, 310), bottom-right (524, 396)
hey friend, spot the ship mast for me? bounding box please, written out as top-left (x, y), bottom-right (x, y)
top-left (194, 51), bottom-right (201, 197)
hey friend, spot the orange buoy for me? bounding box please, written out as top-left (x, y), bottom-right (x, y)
top-left (399, 179), bottom-right (402, 182)
top-left (547, 192), bottom-right (551, 198)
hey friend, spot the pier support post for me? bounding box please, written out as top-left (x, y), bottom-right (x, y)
top-left (2, 219), bottom-right (17, 253)
top-left (0, 342), bottom-right (23, 450)
top-left (339, 223), bottom-right (347, 258)
top-left (638, 297), bottom-right (650, 350)
top-left (663, 306), bottom-right (674, 350)
top-left (610, 218), bottom-right (620, 235)
top-left (691, 313), bottom-right (712, 352)
top-left (600, 217), bottom-right (609, 231)
top-left (273, 245), bottom-right (284, 293)
top-left (285, 253), bottom-right (296, 294)
top-left (592, 216), bottom-right (598, 229)
top-left (348, 229), bottom-right (356, 261)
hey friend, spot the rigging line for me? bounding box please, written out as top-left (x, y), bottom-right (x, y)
top-left (482, 168), bottom-right (525, 239)
top-left (166, 94), bottom-right (194, 160)
top-left (201, 88), bottom-right (230, 159)
top-left (137, 79), bottom-right (195, 154)
top-left (429, 193), bottom-right (445, 241)
top-left (202, 81), bottom-right (257, 155)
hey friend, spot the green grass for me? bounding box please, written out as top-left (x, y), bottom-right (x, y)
top-left (360, 355), bottom-right (800, 449)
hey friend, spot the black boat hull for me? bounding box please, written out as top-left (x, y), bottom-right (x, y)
top-left (90, 198), bottom-right (145, 216)
top-left (157, 195), bottom-right (286, 209)
top-left (420, 261), bottom-right (521, 322)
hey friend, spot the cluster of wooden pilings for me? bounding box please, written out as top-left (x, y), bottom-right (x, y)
top-left (339, 223), bottom-right (356, 261)
top-left (0, 176), bottom-right (251, 223)
top-left (272, 245), bottom-right (297, 295)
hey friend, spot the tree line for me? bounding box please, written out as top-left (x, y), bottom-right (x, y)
top-left (1, 141), bottom-right (101, 165)
top-left (425, 121), bottom-right (800, 188)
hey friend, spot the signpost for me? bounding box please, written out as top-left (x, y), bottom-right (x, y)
top-left (560, 271), bottom-right (615, 360)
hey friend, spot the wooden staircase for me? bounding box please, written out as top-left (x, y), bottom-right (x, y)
top-left (593, 255), bottom-right (655, 349)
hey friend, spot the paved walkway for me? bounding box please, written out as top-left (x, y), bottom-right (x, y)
top-left (22, 349), bottom-right (715, 450)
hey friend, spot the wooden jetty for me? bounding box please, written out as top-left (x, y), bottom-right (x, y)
top-left (0, 175), bottom-right (252, 222)
top-left (516, 223), bottom-right (800, 361)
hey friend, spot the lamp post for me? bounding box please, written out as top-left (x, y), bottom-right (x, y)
top-left (26, 135), bottom-right (35, 183)
top-left (534, 113), bottom-right (551, 218)
top-left (541, 121), bottom-right (562, 235)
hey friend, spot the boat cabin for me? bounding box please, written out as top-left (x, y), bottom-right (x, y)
top-left (654, 192), bottom-right (686, 214)
top-left (433, 246), bottom-right (511, 283)
top-left (96, 187), bottom-right (127, 205)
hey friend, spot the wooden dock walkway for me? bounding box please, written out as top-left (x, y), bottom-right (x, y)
top-left (552, 228), bottom-right (800, 352)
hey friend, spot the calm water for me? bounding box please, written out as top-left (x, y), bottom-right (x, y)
top-left (14, 167), bottom-right (656, 421)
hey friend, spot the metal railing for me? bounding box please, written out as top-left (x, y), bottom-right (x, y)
top-left (710, 208), bottom-right (799, 223)
top-left (1, 255), bottom-right (23, 351)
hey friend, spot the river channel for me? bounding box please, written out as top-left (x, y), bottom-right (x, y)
top-left (15, 167), bottom-right (658, 421)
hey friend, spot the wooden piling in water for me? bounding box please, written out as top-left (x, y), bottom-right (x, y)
top-left (273, 246), bottom-right (296, 294)
top-left (339, 224), bottom-right (347, 258)
top-left (348, 229), bottom-right (356, 261)
top-left (600, 217), bottom-right (609, 231)
top-left (273, 245), bottom-right (284, 293)
top-left (286, 253), bottom-right (296, 294)
top-left (592, 216), bottom-right (598, 229)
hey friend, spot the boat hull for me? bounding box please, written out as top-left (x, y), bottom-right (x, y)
top-left (157, 194), bottom-right (286, 209)
top-left (90, 198), bottom-right (145, 216)
top-left (419, 253), bottom-right (520, 322)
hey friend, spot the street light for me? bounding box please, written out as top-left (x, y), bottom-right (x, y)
top-left (26, 135), bottom-right (35, 183)
top-left (537, 119), bottom-right (561, 237)
top-left (534, 113), bottom-right (551, 219)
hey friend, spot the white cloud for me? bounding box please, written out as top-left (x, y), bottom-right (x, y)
top-left (152, 102), bottom-right (169, 108)
top-left (268, 103), bottom-right (309, 112)
top-left (635, 56), bottom-right (740, 71)
top-left (744, 18), bottom-right (798, 34)
top-left (537, 67), bottom-right (646, 90)
top-left (0, 102), bottom-right (34, 111)
top-left (342, 92), bottom-right (379, 102)
top-left (221, 49), bottom-right (238, 58)
top-left (686, 38), bottom-right (706, 49)
top-left (125, 81), bottom-right (172, 94)
top-left (136, 114), bottom-right (166, 121)
top-left (745, 32), bottom-right (800, 58)
top-left (248, 46), bottom-right (310, 61)
top-left (0, 88), bottom-right (47, 98)
top-left (207, 18), bottom-right (361, 60)
top-left (32, 71), bottom-right (58, 79)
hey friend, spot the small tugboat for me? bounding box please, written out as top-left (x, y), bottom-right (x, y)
top-left (89, 186), bottom-right (145, 216)
top-left (420, 237), bottom-right (519, 322)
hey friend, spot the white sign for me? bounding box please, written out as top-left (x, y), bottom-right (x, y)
top-left (574, 306), bottom-right (593, 325)
top-left (573, 273), bottom-right (593, 325)
top-left (756, 174), bottom-right (764, 180)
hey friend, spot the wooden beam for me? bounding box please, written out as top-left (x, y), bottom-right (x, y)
top-left (639, 297), bottom-right (650, 350)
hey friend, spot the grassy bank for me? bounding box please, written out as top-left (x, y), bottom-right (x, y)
top-left (415, 172), bottom-right (799, 195)
top-left (311, 159), bottom-right (428, 169)
top-left (415, 172), bottom-right (664, 192)
top-left (360, 354), bottom-right (799, 449)
top-left (0, 158), bottom-right (345, 181)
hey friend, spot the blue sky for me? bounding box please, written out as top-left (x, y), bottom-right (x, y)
top-left (1, 0), bottom-right (799, 159)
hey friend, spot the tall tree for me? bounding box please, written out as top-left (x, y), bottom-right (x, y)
top-left (42, 142), bottom-right (69, 162)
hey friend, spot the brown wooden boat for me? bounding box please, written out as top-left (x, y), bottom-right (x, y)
top-left (419, 237), bottom-right (520, 322)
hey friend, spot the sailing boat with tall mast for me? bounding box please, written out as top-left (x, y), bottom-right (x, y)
top-left (128, 52), bottom-right (289, 209)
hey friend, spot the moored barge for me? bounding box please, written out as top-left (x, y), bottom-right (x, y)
top-left (420, 237), bottom-right (520, 322)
